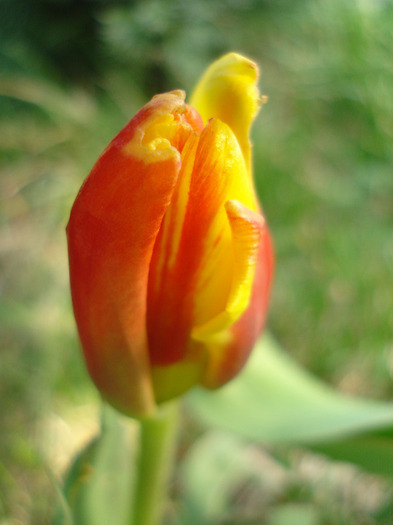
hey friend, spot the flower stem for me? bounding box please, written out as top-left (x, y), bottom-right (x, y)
top-left (131, 402), bottom-right (178, 525)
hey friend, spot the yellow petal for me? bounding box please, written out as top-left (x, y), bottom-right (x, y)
top-left (190, 52), bottom-right (261, 172)
top-left (192, 199), bottom-right (264, 342)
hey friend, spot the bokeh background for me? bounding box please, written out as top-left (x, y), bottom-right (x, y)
top-left (1, 0), bottom-right (393, 523)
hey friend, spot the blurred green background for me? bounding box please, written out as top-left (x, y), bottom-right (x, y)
top-left (1, 0), bottom-right (393, 523)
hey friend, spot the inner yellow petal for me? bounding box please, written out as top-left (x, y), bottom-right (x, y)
top-left (190, 52), bottom-right (262, 173)
top-left (192, 199), bottom-right (264, 341)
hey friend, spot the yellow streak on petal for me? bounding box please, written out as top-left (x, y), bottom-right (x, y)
top-left (166, 133), bottom-right (200, 268)
top-left (192, 200), bottom-right (263, 341)
top-left (190, 52), bottom-right (261, 173)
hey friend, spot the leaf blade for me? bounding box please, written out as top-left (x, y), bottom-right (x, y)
top-left (188, 335), bottom-right (393, 477)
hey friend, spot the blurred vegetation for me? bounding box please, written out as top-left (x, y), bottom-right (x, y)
top-left (1, 0), bottom-right (393, 523)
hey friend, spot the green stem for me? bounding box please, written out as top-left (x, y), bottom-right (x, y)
top-left (131, 402), bottom-right (179, 525)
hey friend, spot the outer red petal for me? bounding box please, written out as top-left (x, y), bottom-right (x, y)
top-left (67, 92), bottom-right (200, 417)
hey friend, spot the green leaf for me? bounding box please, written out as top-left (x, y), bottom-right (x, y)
top-left (178, 431), bottom-right (277, 525)
top-left (55, 404), bottom-right (138, 525)
top-left (188, 335), bottom-right (393, 477)
top-left (266, 504), bottom-right (319, 525)
top-left (312, 435), bottom-right (393, 479)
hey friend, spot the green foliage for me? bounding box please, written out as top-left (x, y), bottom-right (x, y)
top-left (252, 0), bottom-right (393, 392)
top-left (54, 406), bottom-right (136, 525)
top-left (189, 335), bottom-right (393, 476)
top-left (76, 0), bottom-right (393, 393)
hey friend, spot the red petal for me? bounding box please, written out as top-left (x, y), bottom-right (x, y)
top-left (67, 92), bottom-right (200, 416)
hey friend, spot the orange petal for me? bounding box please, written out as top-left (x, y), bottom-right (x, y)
top-left (148, 117), bottom-right (264, 404)
top-left (147, 131), bottom-right (200, 368)
top-left (147, 118), bottom-right (254, 367)
top-left (67, 91), bottom-right (200, 417)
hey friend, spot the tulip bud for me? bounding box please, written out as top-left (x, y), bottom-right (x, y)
top-left (67, 53), bottom-right (274, 418)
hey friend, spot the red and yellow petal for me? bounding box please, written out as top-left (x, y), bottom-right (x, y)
top-left (192, 199), bottom-right (264, 341)
top-left (147, 117), bottom-right (266, 402)
top-left (147, 118), bottom-right (256, 365)
top-left (67, 91), bottom-right (200, 417)
top-left (202, 224), bottom-right (274, 389)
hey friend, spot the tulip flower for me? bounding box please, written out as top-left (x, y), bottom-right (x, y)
top-left (67, 53), bottom-right (274, 418)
